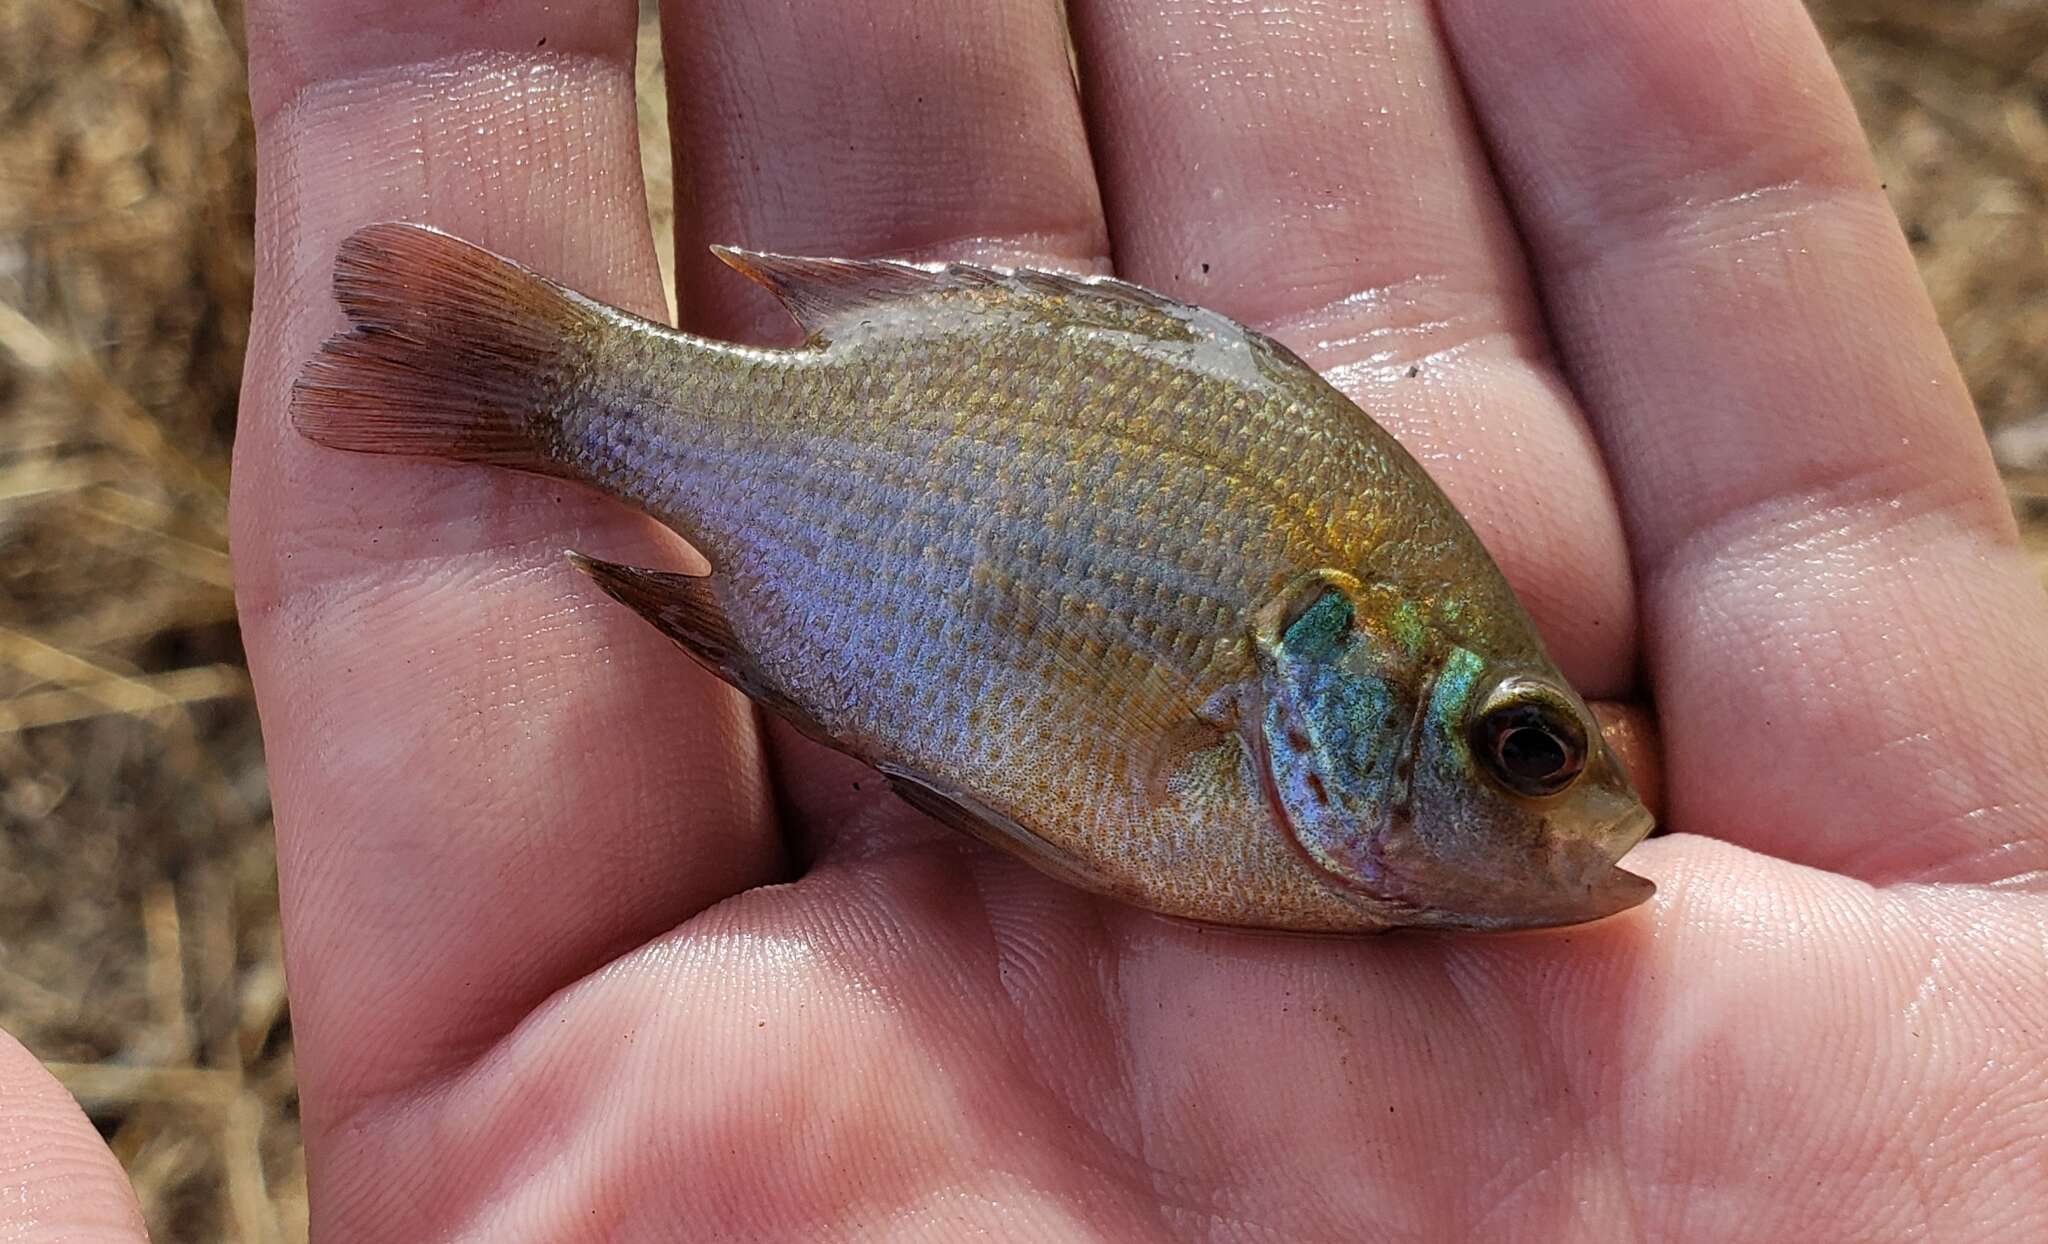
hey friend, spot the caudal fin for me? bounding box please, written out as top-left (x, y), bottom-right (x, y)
top-left (290, 223), bottom-right (609, 474)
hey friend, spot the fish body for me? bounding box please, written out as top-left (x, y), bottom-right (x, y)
top-left (293, 223), bottom-right (1653, 934)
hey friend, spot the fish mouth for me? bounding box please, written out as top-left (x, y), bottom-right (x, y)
top-left (1434, 665), bottom-right (1659, 932)
top-left (1385, 799), bottom-right (1657, 933)
top-left (1494, 862), bottom-right (1656, 930)
top-left (1587, 793), bottom-right (1655, 874)
top-left (1405, 861), bottom-right (1654, 933)
top-left (1461, 802), bottom-right (1658, 931)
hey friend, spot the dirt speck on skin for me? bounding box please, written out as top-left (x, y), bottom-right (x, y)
top-left (0, 0), bottom-right (2042, 1237)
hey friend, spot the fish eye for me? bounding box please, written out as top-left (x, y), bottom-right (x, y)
top-left (1471, 679), bottom-right (1588, 798)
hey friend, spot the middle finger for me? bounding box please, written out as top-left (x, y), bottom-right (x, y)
top-left (657, 0), bottom-right (1112, 840)
top-left (661, 0), bottom-right (1110, 339)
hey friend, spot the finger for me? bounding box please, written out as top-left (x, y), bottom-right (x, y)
top-left (0, 1037), bottom-right (149, 1241)
top-left (1068, 0), bottom-right (1637, 692)
top-left (656, 0), bottom-right (1111, 846)
top-left (1440, 0), bottom-right (2048, 881)
top-left (1594, 700), bottom-right (1664, 824)
top-left (660, 0), bottom-right (1111, 339)
top-left (235, 0), bottom-right (779, 1119)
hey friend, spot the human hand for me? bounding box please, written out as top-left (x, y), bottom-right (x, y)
top-left (14, 0), bottom-right (2046, 1238)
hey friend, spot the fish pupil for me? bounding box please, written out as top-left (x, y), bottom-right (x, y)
top-left (1498, 725), bottom-right (1568, 782)
top-left (1473, 696), bottom-right (1587, 797)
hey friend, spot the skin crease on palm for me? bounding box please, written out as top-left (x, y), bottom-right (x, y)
top-left (7, 0), bottom-right (2048, 1239)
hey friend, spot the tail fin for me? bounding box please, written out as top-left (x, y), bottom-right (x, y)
top-left (290, 223), bottom-right (608, 475)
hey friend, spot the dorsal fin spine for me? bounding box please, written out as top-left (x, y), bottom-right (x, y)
top-left (708, 246), bottom-right (1187, 344)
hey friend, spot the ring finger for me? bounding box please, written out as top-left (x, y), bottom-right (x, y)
top-left (1070, 0), bottom-right (1639, 694)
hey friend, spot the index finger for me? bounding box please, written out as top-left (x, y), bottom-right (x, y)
top-left (234, 0), bottom-right (780, 1124)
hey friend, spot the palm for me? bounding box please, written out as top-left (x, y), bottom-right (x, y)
top-left (195, 0), bottom-right (2048, 1239)
top-left (376, 792), bottom-right (2039, 1239)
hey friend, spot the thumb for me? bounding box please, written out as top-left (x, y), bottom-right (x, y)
top-left (0, 1033), bottom-right (150, 1241)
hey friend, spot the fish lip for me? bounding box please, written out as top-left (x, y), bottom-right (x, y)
top-left (1606, 802), bottom-right (1657, 858)
top-left (1388, 799), bottom-right (1659, 932)
top-left (1564, 862), bottom-right (1657, 922)
top-left (1422, 864), bottom-right (1656, 934)
top-left (1519, 801), bottom-right (1658, 926)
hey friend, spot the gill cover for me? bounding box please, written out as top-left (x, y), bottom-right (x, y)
top-left (1243, 568), bottom-right (1656, 928)
top-left (1246, 570), bottom-right (1428, 902)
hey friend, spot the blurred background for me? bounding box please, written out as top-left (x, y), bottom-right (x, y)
top-left (0, 0), bottom-right (2043, 1238)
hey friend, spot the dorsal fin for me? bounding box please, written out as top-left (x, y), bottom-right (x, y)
top-left (709, 246), bottom-right (1194, 344)
top-left (710, 248), bottom-right (967, 339)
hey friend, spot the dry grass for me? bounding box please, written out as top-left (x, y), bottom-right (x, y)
top-left (0, 0), bottom-right (2041, 1238)
top-left (0, 0), bottom-right (288, 1239)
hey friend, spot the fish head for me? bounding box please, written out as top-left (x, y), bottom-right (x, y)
top-left (1249, 571), bottom-right (1654, 932)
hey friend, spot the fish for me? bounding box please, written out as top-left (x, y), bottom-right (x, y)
top-left (290, 222), bottom-right (1655, 935)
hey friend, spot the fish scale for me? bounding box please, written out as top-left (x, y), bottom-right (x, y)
top-left (641, 339), bottom-right (1382, 904)
top-left (290, 222), bottom-right (1656, 933)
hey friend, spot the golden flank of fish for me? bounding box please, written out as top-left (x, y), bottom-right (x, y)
top-left (292, 222), bottom-right (1655, 934)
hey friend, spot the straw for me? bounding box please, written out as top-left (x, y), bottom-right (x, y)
top-left (0, 0), bottom-right (2041, 1237)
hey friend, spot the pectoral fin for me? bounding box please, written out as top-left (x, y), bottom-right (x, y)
top-left (567, 551), bottom-right (830, 742)
top-left (967, 556), bottom-right (1239, 802)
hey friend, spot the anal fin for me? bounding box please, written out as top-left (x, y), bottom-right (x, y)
top-left (875, 761), bottom-right (1111, 897)
top-left (567, 551), bottom-right (831, 741)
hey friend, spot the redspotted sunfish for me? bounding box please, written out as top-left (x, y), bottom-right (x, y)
top-left (291, 222), bottom-right (1654, 934)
